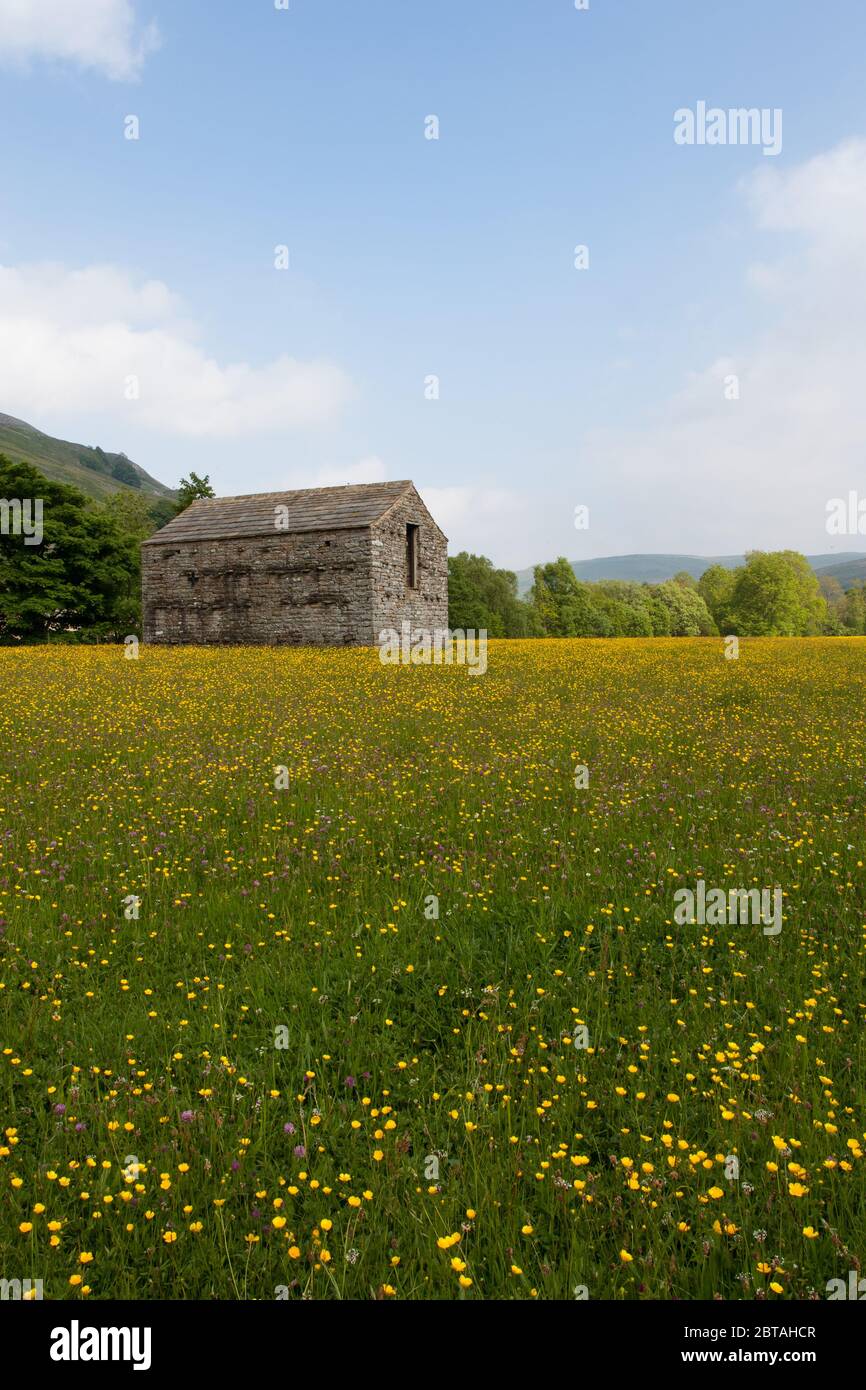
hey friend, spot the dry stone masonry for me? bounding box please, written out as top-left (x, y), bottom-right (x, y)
top-left (141, 480), bottom-right (448, 646)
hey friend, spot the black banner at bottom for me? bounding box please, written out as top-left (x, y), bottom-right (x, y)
top-left (0, 1295), bottom-right (859, 1376)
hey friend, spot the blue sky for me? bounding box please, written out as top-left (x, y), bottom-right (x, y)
top-left (1, 0), bottom-right (865, 567)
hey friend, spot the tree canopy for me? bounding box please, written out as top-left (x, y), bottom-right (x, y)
top-left (0, 455), bottom-right (139, 642)
top-left (447, 552), bottom-right (530, 636)
top-left (726, 551), bottom-right (827, 636)
top-left (175, 472), bottom-right (215, 514)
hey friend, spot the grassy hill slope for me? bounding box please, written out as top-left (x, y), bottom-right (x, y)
top-left (812, 556), bottom-right (866, 589)
top-left (0, 413), bottom-right (176, 503)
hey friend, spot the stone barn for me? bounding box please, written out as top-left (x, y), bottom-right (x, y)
top-left (141, 480), bottom-right (448, 646)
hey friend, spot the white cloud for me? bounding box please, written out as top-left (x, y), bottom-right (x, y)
top-left (578, 138), bottom-right (866, 555)
top-left (747, 138), bottom-right (866, 259)
top-left (0, 262), bottom-right (180, 327)
top-left (307, 455), bottom-right (387, 488)
top-left (0, 0), bottom-right (159, 80)
top-left (0, 262), bottom-right (355, 437)
top-left (420, 484), bottom-right (547, 567)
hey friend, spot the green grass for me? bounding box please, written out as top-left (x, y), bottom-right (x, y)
top-left (1, 638), bottom-right (864, 1300)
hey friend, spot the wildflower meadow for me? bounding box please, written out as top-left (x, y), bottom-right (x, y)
top-left (1, 638), bottom-right (864, 1300)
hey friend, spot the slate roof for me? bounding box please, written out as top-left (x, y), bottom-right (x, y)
top-left (143, 481), bottom-right (416, 545)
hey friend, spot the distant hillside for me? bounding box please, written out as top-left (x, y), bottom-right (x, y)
top-left (813, 556), bottom-right (866, 589)
top-left (0, 412), bottom-right (176, 503)
top-left (515, 552), bottom-right (866, 595)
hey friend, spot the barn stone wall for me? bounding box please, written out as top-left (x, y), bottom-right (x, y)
top-left (371, 492), bottom-right (449, 637)
top-left (142, 527), bottom-right (375, 646)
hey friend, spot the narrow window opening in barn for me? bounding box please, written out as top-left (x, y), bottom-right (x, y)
top-left (406, 524), bottom-right (420, 589)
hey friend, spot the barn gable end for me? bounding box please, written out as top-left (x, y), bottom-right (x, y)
top-left (370, 487), bottom-right (448, 637)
